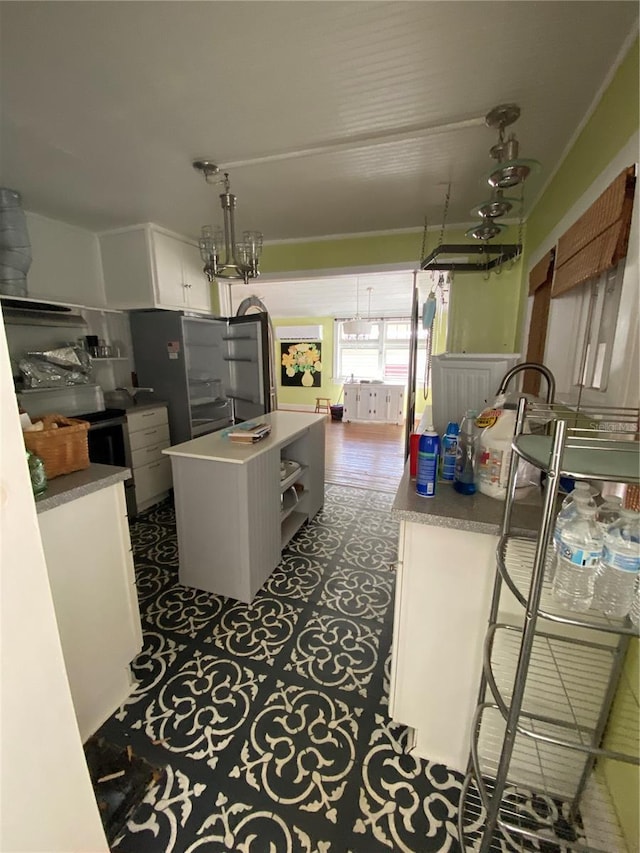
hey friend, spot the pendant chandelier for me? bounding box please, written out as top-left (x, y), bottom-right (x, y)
top-left (466, 103), bottom-right (540, 241)
top-left (420, 104), bottom-right (540, 273)
top-left (343, 283), bottom-right (373, 336)
top-left (193, 160), bottom-right (263, 284)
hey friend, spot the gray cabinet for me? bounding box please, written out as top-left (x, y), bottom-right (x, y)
top-left (164, 412), bottom-right (325, 603)
top-left (127, 405), bottom-right (172, 513)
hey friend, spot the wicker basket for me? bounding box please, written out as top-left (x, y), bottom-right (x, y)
top-left (23, 414), bottom-right (90, 479)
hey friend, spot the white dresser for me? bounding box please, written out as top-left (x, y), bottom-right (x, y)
top-left (127, 404), bottom-right (173, 513)
top-left (342, 382), bottom-right (404, 424)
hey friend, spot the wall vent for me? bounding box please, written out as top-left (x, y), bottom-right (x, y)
top-left (275, 325), bottom-right (323, 341)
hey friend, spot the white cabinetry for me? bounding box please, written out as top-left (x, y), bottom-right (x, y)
top-left (37, 482), bottom-right (143, 742)
top-left (343, 383), bottom-right (404, 424)
top-left (99, 224), bottom-right (211, 313)
top-left (127, 405), bottom-right (172, 513)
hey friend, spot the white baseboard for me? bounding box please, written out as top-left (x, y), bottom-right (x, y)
top-left (277, 404), bottom-right (316, 412)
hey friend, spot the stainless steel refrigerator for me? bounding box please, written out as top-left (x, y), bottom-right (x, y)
top-left (130, 310), bottom-right (273, 445)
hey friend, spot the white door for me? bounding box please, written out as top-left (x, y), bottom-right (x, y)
top-left (182, 241), bottom-right (211, 312)
top-left (152, 231), bottom-right (188, 309)
top-left (385, 386), bottom-right (404, 424)
top-left (343, 384), bottom-right (357, 421)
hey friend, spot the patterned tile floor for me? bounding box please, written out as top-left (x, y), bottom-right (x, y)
top-left (97, 484), bottom-right (466, 853)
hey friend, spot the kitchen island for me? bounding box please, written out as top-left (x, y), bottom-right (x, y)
top-left (36, 464), bottom-right (143, 742)
top-left (390, 468), bottom-right (541, 773)
top-left (164, 411), bottom-right (325, 603)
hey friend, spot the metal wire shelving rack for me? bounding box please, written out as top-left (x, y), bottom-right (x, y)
top-left (458, 400), bottom-right (640, 853)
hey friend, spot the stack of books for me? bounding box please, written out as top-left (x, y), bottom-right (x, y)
top-left (227, 422), bottom-right (272, 444)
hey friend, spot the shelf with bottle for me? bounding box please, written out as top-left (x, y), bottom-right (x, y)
top-left (496, 534), bottom-right (639, 636)
top-left (459, 398), bottom-right (640, 853)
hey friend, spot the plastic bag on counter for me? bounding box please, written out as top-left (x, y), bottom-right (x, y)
top-left (19, 345), bottom-right (92, 388)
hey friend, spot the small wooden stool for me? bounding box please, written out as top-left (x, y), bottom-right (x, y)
top-left (314, 397), bottom-right (332, 415)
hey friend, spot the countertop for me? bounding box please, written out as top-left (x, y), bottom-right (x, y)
top-left (163, 411), bottom-right (325, 464)
top-left (104, 391), bottom-right (167, 413)
top-left (392, 467), bottom-right (542, 536)
top-left (35, 463), bottom-right (131, 514)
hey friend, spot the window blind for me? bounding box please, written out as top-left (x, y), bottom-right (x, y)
top-left (552, 166), bottom-right (636, 297)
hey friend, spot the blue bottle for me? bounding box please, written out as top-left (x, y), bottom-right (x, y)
top-left (416, 431), bottom-right (440, 497)
top-left (453, 411), bottom-right (477, 495)
top-left (441, 422), bottom-right (459, 481)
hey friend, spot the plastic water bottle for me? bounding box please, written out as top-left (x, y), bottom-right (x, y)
top-left (552, 502), bottom-right (603, 612)
top-left (593, 510), bottom-right (640, 618)
top-left (416, 431), bottom-right (439, 498)
top-left (548, 484), bottom-right (596, 582)
top-left (629, 578), bottom-right (640, 627)
top-left (453, 411), bottom-right (477, 495)
top-left (440, 422), bottom-right (459, 481)
top-left (595, 496), bottom-right (622, 533)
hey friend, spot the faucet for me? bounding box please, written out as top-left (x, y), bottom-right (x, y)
top-left (496, 362), bottom-right (556, 404)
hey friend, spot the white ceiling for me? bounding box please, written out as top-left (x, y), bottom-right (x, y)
top-left (229, 270), bottom-right (423, 319)
top-left (0, 0), bottom-right (637, 252)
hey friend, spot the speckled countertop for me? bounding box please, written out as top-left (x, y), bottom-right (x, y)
top-left (391, 466), bottom-right (542, 536)
top-left (35, 464), bottom-right (131, 514)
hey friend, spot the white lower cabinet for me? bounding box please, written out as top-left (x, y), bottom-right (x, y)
top-left (37, 482), bottom-right (143, 742)
top-left (99, 223), bottom-right (212, 313)
top-left (127, 405), bottom-right (173, 513)
top-left (343, 383), bottom-right (404, 424)
top-left (389, 519), bottom-right (500, 772)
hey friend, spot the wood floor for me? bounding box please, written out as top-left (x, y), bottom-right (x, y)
top-left (323, 418), bottom-right (407, 493)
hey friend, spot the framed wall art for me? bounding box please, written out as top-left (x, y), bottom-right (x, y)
top-left (280, 342), bottom-right (322, 387)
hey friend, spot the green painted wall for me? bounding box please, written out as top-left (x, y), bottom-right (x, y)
top-left (598, 639), bottom-right (639, 853)
top-left (262, 231), bottom-right (424, 273)
top-left (273, 317), bottom-right (343, 409)
top-left (264, 226), bottom-right (525, 355)
top-left (527, 37), bottom-right (639, 257)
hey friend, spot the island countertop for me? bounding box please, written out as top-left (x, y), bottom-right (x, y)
top-left (392, 466), bottom-right (542, 536)
top-left (163, 411), bottom-right (326, 464)
top-left (35, 463), bottom-right (131, 514)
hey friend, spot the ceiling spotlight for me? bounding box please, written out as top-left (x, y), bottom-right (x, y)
top-left (465, 221), bottom-right (505, 241)
top-left (470, 189), bottom-right (517, 220)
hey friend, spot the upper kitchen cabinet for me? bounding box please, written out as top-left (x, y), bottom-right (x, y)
top-left (99, 224), bottom-right (212, 313)
top-left (24, 212), bottom-right (107, 308)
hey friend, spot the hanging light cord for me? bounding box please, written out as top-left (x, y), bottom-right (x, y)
top-left (438, 183), bottom-right (451, 247)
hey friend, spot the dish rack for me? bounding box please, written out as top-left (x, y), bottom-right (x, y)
top-left (459, 400), bottom-right (639, 853)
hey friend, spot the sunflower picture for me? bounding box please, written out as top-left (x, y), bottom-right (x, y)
top-left (280, 342), bottom-right (322, 387)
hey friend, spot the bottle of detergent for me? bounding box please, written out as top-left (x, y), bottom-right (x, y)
top-left (475, 395), bottom-right (538, 501)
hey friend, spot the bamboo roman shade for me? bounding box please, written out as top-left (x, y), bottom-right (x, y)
top-left (552, 166), bottom-right (636, 297)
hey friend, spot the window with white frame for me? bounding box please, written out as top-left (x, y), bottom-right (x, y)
top-left (572, 265), bottom-right (625, 391)
top-left (545, 262), bottom-right (625, 399)
top-left (333, 318), bottom-right (431, 385)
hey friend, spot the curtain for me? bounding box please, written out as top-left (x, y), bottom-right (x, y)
top-left (523, 249), bottom-right (555, 396)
